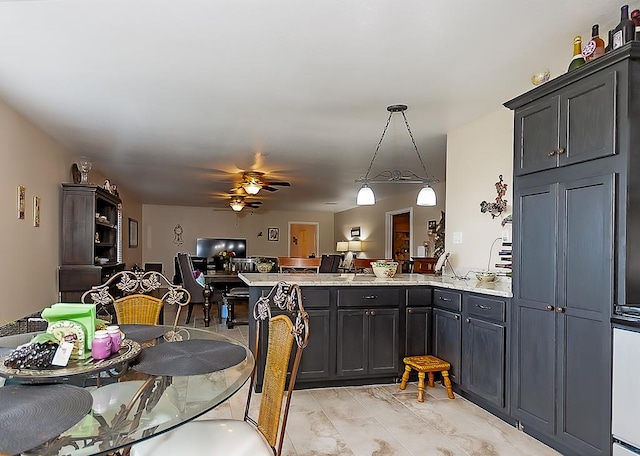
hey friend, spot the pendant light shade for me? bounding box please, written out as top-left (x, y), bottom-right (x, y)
top-left (355, 105), bottom-right (438, 206)
top-left (416, 185), bottom-right (437, 206)
top-left (356, 184), bottom-right (375, 205)
top-left (242, 181), bottom-right (261, 195)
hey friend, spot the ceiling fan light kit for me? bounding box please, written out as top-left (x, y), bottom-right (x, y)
top-left (355, 104), bottom-right (438, 207)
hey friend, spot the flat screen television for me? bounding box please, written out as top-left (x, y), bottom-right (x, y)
top-left (196, 238), bottom-right (247, 270)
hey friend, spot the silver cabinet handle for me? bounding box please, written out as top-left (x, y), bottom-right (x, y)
top-left (408, 309), bottom-right (413, 314)
top-left (475, 304), bottom-right (491, 310)
top-left (439, 296), bottom-right (451, 301)
top-left (370, 310), bottom-right (376, 316)
top-left (546, 305), bottom-right (554, 311)
top-left (363, 295), bottom-right (377, 300)
top-left (555, 307), bottom-right (566, 313)
top-left (465, 318), bottom-right (471, 323)
top-left (454, 315), bottom-right (460, 320)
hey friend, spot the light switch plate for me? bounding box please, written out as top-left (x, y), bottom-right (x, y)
top-left (453, 232), bottom-right (463, 244)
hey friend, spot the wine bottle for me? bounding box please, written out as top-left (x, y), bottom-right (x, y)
top-left (583, 24), bottom-right (606, 62)
top-left (568, 36), bottom-right (586, 72)
top-left (612, 5), bottom-right (634, 50)
top-left (605, 29), bottom-right (614, 52)
top-left (631, 9), bottom-right (640, 40)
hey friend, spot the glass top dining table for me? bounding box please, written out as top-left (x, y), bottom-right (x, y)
top-left (0, 325), bottom-right (255, 455)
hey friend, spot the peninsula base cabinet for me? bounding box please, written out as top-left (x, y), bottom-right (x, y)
top-left (433, 289), bottom-right (510, 415)
top-left (336, 308), bottom-right (400, 378)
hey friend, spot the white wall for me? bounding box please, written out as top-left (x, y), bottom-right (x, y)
top-left (0, 99), bottom-right (73, 321)
top-left (334, 182), bottom-right (446, 259)
top-left (445, 107), bottom-right (514, 274)
top-left (142, 205), bottom-right (335, 277)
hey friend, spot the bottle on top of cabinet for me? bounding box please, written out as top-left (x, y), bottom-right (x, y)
top-left (583, 25), bottom-right (606, 62)
top-left (568, 36), bottom-right (586, 72)
top-left (612, 5), bottom-right (635, 50)
top-left (631, 9), bottom-right (640, 41)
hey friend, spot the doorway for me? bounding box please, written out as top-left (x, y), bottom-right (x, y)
top-left (288, 222), bottom-right (319, 258)
top-left (385, 208), bottom-right (413, 272)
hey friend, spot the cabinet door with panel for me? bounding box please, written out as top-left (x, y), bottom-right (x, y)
top-left (514, 67), bottom-right (617, 176)
top-left (368, 308), bottom-right (400, 376)
top-left (336, 309), bottom-right (368, 377)
top-left (405, 307), bottom-right (431, 357)
top-left (432, 308), bottom-right (461, 384)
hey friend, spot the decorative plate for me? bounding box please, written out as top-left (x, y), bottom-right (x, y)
top-left (47, 320), bottom-right (86, 359)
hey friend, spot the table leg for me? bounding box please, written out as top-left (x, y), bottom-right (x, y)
top-left (203, 287), bottom-right (211, 327)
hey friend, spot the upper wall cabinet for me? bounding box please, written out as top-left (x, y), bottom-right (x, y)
top-left (513, 69), bottom-right (617, 175)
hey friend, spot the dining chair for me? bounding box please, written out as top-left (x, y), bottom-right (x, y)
top-left (176, 252), bottom-right (216, 327)
top-left (319, 254), bottom-right (341, 273)
top-left (131, 281), bottom-right (310, 456)
top-left (81, 270), bottom-right (191, 334)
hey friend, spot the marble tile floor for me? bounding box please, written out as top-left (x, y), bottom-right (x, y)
top-left (166, 307), bottom-right (561, 456)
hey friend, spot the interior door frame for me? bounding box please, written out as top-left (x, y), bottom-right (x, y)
top-left (385, 207), bottom-right (413, 260)
top-left (287, 221), bottom-right (319, 257)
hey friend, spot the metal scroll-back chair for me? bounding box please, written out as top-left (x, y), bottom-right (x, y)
top-left (131, 281), bottom-right (310, 456)
top-left (81, 270), bottom-right (191, 341)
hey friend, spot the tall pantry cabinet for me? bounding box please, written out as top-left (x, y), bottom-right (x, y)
top-left (505, 42), bottom-right (640, 456)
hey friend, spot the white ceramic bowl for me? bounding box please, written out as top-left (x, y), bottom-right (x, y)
top-left (371, 261), bottom-right (399, 278)
top-left (475, 271), bottom-right (497, 282)
top-left (97, 258), bottom-right (109, 265)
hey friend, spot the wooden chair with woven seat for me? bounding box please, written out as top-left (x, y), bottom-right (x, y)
top-left (81, 270), bottom-right (191, 334)
top-left (130, 281), bottom-right (310, 456)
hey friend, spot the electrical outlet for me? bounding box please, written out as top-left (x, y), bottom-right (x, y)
top-left (501, 230), bottom-right (510, 242)
top-left (453, 232), bottom-right (463, 244)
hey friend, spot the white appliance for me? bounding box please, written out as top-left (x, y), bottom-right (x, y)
top-left (612, 326), bottom-right (640, 455)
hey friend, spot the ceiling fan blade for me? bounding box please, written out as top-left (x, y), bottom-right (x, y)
top-left (266, 181), bottom-right (291, 187)
top-left (261, 186), bottom-right (279, 192)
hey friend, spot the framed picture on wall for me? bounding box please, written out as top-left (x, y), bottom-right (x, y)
top-left (129, 218), bottom-right (139, 248)
top-left (268, 227), bottom-right (279, 242)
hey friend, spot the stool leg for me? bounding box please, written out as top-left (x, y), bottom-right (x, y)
top-left (417, 372), bottom-right (426, 402)
top-left (442, 371), bottom-right (455, 399)
top-left (400, 365), bottom-right (411, 390)
top-left (428, 372), bottom-right (435, 387)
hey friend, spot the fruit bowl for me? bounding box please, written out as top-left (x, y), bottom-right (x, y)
top-left (256, 262), bottom-right (273, 273)
top-left (475, 271), bottom-right (497, 282)
top-left (371, 261), bottom-right (399, 278)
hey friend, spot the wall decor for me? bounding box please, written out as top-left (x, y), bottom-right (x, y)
top-left (17, 186), bottom-right (25, 219)
top-left (173, 224), bottom-right (184, 245)
top-left (351, 227), bottom-right (361, 237)
top-left (428, 220), bottom-right (437, 231)
top-left (268, 227), bottom-right (279, 242)
top-left (33, 196), bottom-right (40, 227)
top-left (129, 218), bottom-right (139, 248)
top-left (480, 174), bottom-right (508, 219)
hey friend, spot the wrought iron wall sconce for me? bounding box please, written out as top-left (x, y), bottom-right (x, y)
top-left (480, 175), bottom-right (508, 219)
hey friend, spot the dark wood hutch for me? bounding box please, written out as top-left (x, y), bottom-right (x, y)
top-left (58, 184), bottom-right (125, 302)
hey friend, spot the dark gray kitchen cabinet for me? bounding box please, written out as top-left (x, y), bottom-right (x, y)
top-left (336, 307), bottom-right (400, 377)
top-left (405, 306), bottom-right (431, 357)
top-left (462, 294), bottom-right (507, 410)
top-left (296, 309), bottom-right (332, 381)
top-left (432, 308), bottom-right (461, 384)
top-left (405, 287), bottom-right (432, 357)
top-left (514, 68), bottom-right (616, 176)
top-left (505, 45), bottom-right (636, 456)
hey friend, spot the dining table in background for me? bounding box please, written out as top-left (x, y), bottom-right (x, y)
top-left (0, 325), bottom-right (254, 456)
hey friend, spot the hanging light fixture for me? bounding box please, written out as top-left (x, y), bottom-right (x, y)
top-left (355, 105), bottom-right (438, 206)
top-left (230, 198), bottom-right (245, 212)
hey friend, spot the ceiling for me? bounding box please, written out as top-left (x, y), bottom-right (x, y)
top-left (0, 0), bottom-right (614, 212)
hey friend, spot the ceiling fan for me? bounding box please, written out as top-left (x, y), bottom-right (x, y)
top-left (231, 171), bottom-right (291, 195)
top-left (228, 195), bottom-right (262, 212)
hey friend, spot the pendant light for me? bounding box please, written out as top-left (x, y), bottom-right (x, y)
top-left (355, 105), bottom-right (438, 206)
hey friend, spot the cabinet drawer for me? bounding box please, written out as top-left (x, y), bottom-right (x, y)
top-left (465, 294), bottom-right (506, 323)
top-left (407, 287), bottom-right (432, 306)
top-left (433, 289), bottom-right (461, 312)
top-left (338, 288), bottom-right (401, 307)
top-left (301, 288), bottom-right (331, 309)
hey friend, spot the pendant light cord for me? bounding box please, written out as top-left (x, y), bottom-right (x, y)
top-left (401, 111), bottom-right (429, 177)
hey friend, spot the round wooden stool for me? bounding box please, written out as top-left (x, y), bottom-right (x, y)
top-left (399, 355), bottom-right (455, 402)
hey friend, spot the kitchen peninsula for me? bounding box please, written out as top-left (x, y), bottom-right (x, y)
top-left (240, 272), bottom-right (512, 421)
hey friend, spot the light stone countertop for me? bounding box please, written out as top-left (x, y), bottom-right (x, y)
top-left (238, 272), bottom-right (512, 298)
